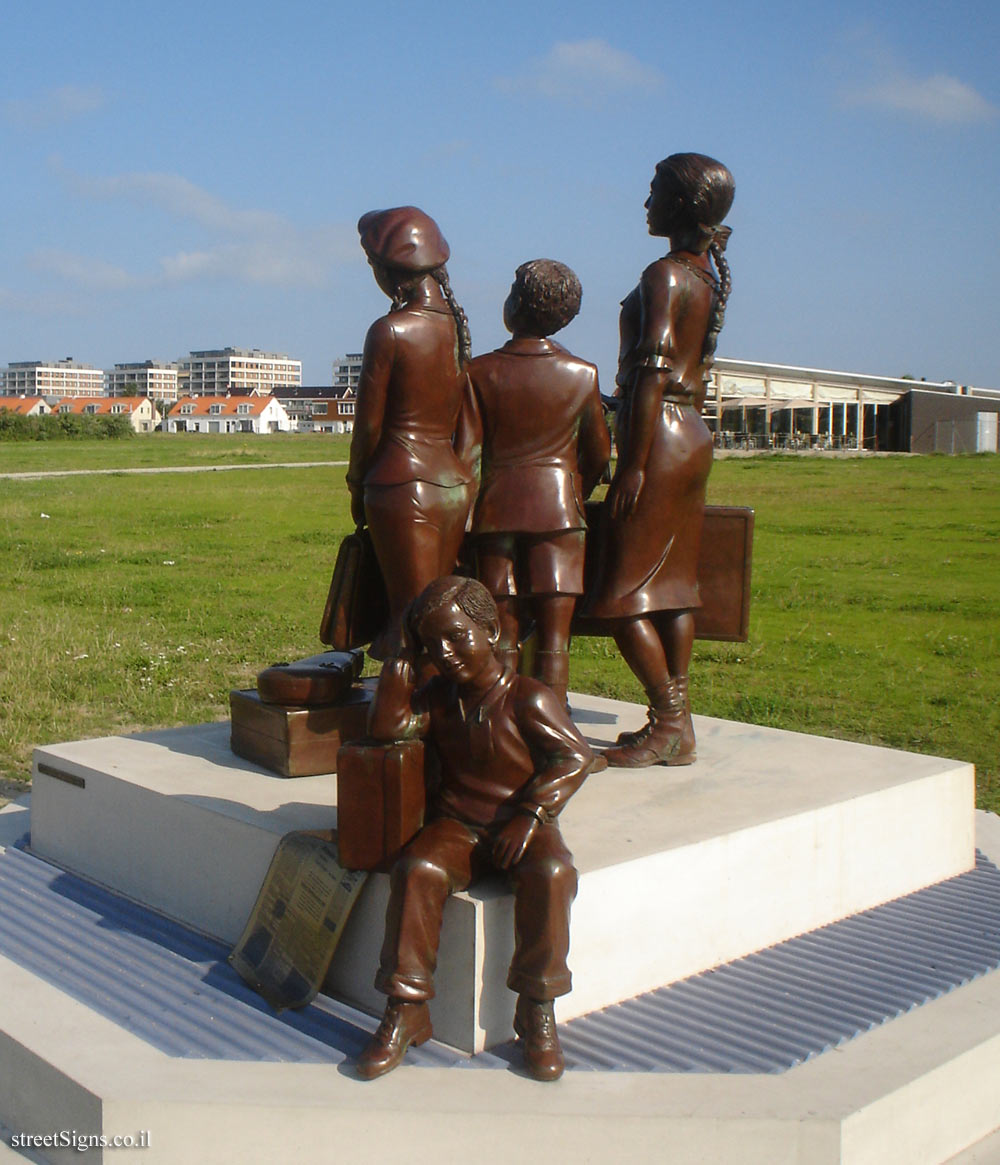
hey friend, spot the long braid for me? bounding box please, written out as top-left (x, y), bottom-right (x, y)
top-left (703, 238), bottom-right (731, 362)
top-left (432, 266), bottom-right (472, 367)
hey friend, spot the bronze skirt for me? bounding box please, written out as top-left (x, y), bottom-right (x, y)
top-left (585, 401), bottom-right (712, 619)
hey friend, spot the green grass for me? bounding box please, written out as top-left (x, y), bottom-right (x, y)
top-left (1, 446), bottom-right (997, 809)
top-left (0, 431), bottom-right (352, 472)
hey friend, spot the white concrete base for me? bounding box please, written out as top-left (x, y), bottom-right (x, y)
top-left (3, 796), bottom-right (1000, 1165)
top-left (28, 694), bottom-right (975, 1053)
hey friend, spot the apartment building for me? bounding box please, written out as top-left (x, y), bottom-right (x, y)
top-left (180, 348), bottom-right (301, 396)
top-left (106, 361), bottom-right (179, 402)
top-left (332, 353), bottom-right (363, 393)
top-left (2, 359), bottom-right (104, 399)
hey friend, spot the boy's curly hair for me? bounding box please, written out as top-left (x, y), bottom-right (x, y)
top-left (511, 259), bottom-right (582, 337)
top-left (408, 575), bottom-right (499, 648)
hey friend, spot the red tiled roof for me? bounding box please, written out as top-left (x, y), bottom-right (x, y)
top-left (56, 397), bottom-right (151, 416)
top-left (168, 395), bottom-right (275, 417)
top-left (0, 396), bottom-right (49, 415)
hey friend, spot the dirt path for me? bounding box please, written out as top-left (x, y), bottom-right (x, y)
top-left (0, 460), bottom-right (348, 480)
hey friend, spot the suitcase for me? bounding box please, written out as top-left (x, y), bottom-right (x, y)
top-left (573, 502), bottom-right (755, 643)
top-left (336, 739), bottom-right (426, 871)
top-left (256, 649), bottom-right (363, 707)
top-left (319, 527), bottom-right (389, 651)
top-left (229, 680), bottom-right (374, 778)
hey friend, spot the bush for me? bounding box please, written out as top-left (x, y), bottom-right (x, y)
top-left (0, 410), bottom-right (135, 441)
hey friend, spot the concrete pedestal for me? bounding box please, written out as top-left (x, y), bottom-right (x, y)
top-left (29, 693), bottom-right (974, 1053)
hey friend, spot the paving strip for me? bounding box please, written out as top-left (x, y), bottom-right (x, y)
top-left (1, 460), bottom-right (348, 480)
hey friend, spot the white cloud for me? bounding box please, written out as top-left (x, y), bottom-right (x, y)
top-left (845, 72), bottom-right (997, 124)
top-left (2, 85), bottom-right (105, 130)
top-left (0, 285), bottom-right (85, 317)
top-left (46, 165), bottom-right (358, 290)
top-left (30, 249), bottom-right (138, 291)
top-left (835, 31), bottom-right (997, 125)
top-left (496, 39), bottom-right (663, 106)
top-left (157, 226), bottom-right (351, 288)
top-left (66, 169), bottom-right (283, 235)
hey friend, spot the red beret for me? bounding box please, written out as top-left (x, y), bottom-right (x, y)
top-left (357, 206), bottom-right (450, 272)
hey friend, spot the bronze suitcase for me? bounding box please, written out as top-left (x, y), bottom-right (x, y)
top-left (229, 681), bottom-right (374, 778)
top-left (691, 505), bottom-right (754, 642)
top-left (336, 739), bottom-right (425, 871)
top-left (256, 649), bottom-right (363, 707)
top-left (574, 502), bottom-right (754, 643)
top-left (319, 527), bottom-right (389, 651)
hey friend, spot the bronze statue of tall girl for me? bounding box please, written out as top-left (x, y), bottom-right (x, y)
top-left (347, 207), bottom-right (477, 657)
top-left (586, 154), bottom-right (735, 766)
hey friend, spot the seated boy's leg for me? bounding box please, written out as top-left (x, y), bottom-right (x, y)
top-left (376, 817), bottom-right (482, 1001)
top-left (505, 823), bottom-right (578, 1000)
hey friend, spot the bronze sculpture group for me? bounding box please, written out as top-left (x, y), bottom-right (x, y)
top-left (346, 154), bottom-right (735, 1081)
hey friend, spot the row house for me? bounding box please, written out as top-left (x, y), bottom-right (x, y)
top-left (272, 385), bottom-right (356, 433)
top-left (0, 396), bottom-right (51, 416)
top-left (55, 396), bottom-right (157, 433)
top-left (167, 395), bottom-right (291, 434)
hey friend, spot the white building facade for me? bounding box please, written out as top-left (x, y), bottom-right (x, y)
top-left (167, 395), bottom-right (292, 434)
top-left (2, 360), bottom-right (105, 399)
top-left (181, 349), bottom-right (301, 396)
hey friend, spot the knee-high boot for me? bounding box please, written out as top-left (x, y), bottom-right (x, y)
top-left (603, 678), bottom-right (693, 768)
top-left (613, 675), bottom-right (697, 762)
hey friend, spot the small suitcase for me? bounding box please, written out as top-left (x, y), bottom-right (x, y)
top-left (256, 649), bottom-right (363, 707)
top-left (336, 739), bottom-right (426, 871)
top-left (230, 680), bottom-right (374, 778)
top-left (319, 527), bottom-right (389, 651)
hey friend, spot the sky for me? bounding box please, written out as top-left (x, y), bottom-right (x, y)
top-left (2, 0), bottom-right (998, 391)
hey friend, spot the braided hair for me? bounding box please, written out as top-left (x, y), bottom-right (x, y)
top-left (703, 235), bottom-right (731, 362)
top-left (432, 266), bottom-right (472, 368)
top-left (386, 264), bottom-right (472, 368)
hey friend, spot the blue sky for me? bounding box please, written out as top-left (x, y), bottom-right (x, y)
top-left (2, 0), bottom-right (998, 389)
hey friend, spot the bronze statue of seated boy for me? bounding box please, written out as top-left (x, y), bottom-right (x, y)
top-left (357, 576), bottom-right (595, 1081)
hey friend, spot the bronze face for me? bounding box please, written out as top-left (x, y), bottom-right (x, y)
top-left (645, 169), bottom-right (680, 238)
top-left (501, 283), bottom-right (520, 334)
top-left (417, 601), bottom-right (499, 691)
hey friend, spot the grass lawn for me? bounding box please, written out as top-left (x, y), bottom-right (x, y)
top-left (2, 444), bottom-right (997, 809)
top-left (0, 431), bottom-right (351, 473)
